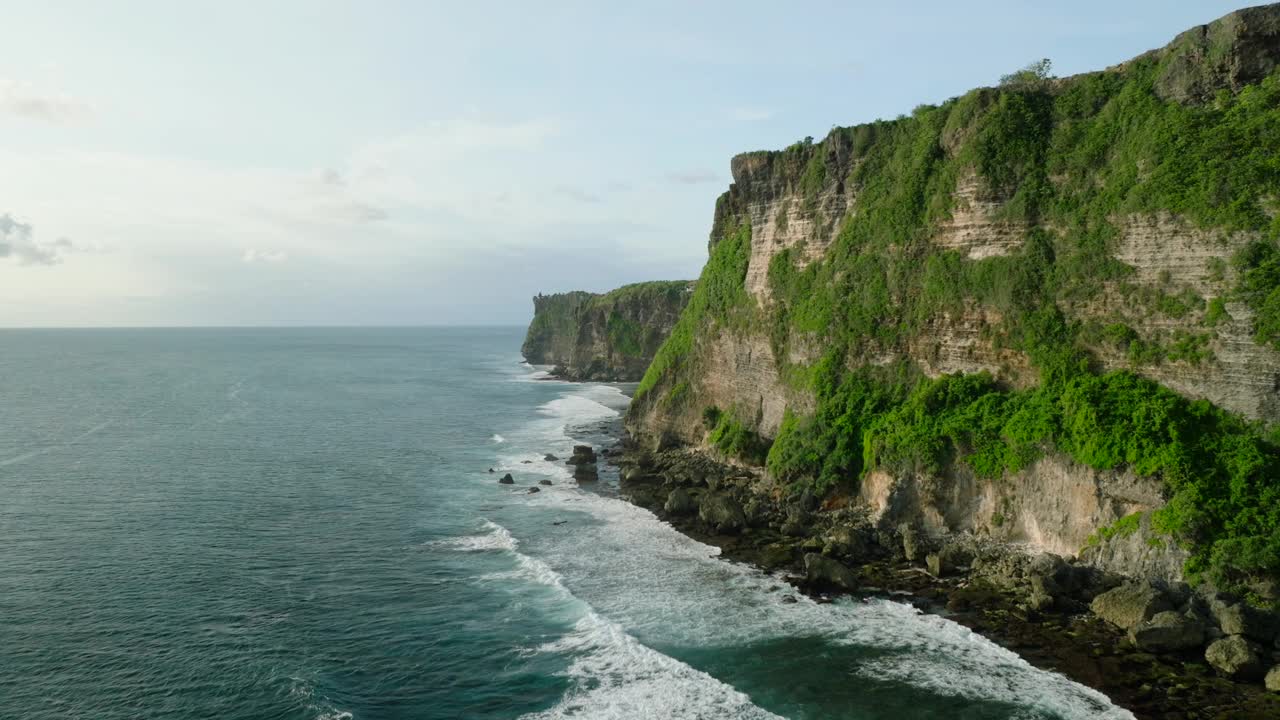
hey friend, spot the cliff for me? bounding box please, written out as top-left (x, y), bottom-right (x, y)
top-left (626, 3), bottom-right (1280, 593)
top-left (521, 281), bottom-right (695, 381)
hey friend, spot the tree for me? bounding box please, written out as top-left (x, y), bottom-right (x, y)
top-left (1000, 58), bottom-right (1054, 89)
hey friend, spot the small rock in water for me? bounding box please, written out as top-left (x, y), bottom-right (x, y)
top-left (552, 520), bottom-right (568, 526)
top-left (539, 479), bottom-right (553, 486)
top-left (488, 468), bottom-right (494, 473)
top-left (544, 454), bottom-right (559, 461)
top-left (527, 487), bottom-right (540, 494)
top-left (521, 460), bottom-right (532, 464)
top-left (781, 595), bottom-right (799, 604)
top-left (498, 473), bottom-right (514, 485)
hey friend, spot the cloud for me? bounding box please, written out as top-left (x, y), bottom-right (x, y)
top-left (0, 79), bottom-right (93, 124)
top-left (242, 248), bottom-right (288, 264)
top-left (664, 169), bottom-right (720, 185)
top-left (0, 214), bottom-right (78, 265)
top-left (553, 185), bottom-right (602, 204)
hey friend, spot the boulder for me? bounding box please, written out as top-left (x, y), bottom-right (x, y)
top-left (899, 524), bottom-right (933, 562)
top-left (804, 553), bottom-right (859, 592)
top-left (698, 493), bottom-right (746, 533)
top-left (544, 454), bottom-right (559, 461)
top-left (1205, 635), bottom-right (1265, 680)
top-left (527, 486), bottom-right (541, 494)
top-left (1090, 582), bottom-right (1172, 630)
top-left (926, 545), bottom-right (975, 578)
top-left (539, 479), bottom-right (553, 486)
top-left (823, 525), bottom-right (869, 561)
top-left (1266, 664), bottom-right (1280, 692)
top-left (781, 506), bottom-right (811, 537)
top-left (498, 473), bottom-right (515, 485)
top-left (1210, 598), bottom-right (1280, 644)
top-left (663, 488), bottom-right (696, 515)
top-left (1128, 611), bottom-right (1207, 652)
top-left (573, 463), bottom-right (599, 482)
top-left (566, 444), bottom-right (598, 465)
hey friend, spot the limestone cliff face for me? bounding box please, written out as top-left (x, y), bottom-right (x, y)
top-left (625, 4), bottom-right (1280, 584)
top-left (522, 281), bottom-right (694, 382)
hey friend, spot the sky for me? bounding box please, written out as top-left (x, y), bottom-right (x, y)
top-left (0, 0), bottom-right (1251, 327)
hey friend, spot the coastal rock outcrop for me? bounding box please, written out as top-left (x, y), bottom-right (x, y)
top-left (521, 281), bottom-right (694, 381)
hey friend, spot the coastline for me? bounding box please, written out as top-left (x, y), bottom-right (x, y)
top-left (601, 440), bottom-right (1280, 720)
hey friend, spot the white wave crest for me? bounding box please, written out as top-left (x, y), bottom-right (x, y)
top-left (492, 434), bottom-right (505, 443)
top-left (425, 520), bottom-right (518, 552)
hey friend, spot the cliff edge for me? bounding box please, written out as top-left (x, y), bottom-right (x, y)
top-left (521, 281), bottom-right (694, 381)
top-left (626, 2), bottom-right (1280, 594)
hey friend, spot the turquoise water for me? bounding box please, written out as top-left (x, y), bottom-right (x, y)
top-left (0, 327), bottom-right (1134, 719)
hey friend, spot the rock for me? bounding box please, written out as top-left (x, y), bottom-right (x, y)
top-left (488, 468), bottom-right (494, 473)
top-left (823, 525), bottom-right (869, 560)
top-left (803, 553), bottom-right (859, 592)
top-left (781, 506), bottom-right (811, 537)
top-left (498, 473), bottom-right (515, 485)
top-left (1129, 611), bottom-right (1207, 652)
top-left (664, 488), bottom-right (697, 515)
top-left (521, 460), bottom-right (532, 464)
top-left (698, 493), bottom-right (746, 533)
top-left (1266, 664), bottom-right (1280, 692)
top-left (539, 479), bottom-right (553, 486)
top-left (781, 595), bottom-right (799, 604)
top-left (1205, 635), bottom-right (1265, 680)
top-left (1090, 582), bottom-right (1172, 631)
top-left (925, 545), bottom-right (973, 578)
top-left (899, 524), bottom-right (933, 563)
top-left (1209, 597), bottom-right (1280, 644)
top-left (573, 463), bottom-right (599, 482)
top-left (566, 445), bottom-right (598, 465)
top-left (527, 486), bottom-right (540, 494)
top-left (544, 454), bottom-right (559, 461)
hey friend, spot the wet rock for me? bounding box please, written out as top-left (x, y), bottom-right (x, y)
top-left (1205, 635), bottom-right (1265, 680)
top-left (488, 468), bottom-right (494, 473)
top-left (498, 473), bottom-right (515, 485)
top-left (781, 595), bottom-right (799, 604)
top-left (527, 486), bottom-right (541, 494)
top-left (1266, 664), bottom-right (1280, 692)
top-left (544, 454), bottom-right (559, 461)
top-left (1090, 582), bottom-right (1172, 630)
top-left (664, 488), bottom-right (696, 515)
top-left (566, 445), bottom-right (598, 465)
top-left (573, 463), bottom-right (599, 483)
top-left (698, 493), bottom-right (746, 533)
top-left (539, 479), bottom-right (553, 486)
top-left (1129, 611), bottom-right (1207, 652)
top-left (804, 553), bottom-right (859, 592)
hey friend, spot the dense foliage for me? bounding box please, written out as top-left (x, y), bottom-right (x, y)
top-left (637, 54), bottom-right (1280, 588)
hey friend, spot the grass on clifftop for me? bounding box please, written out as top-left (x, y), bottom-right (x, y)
top-left (637, 56), bottom-right (1280, 589)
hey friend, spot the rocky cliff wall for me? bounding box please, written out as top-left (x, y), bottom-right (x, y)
top-left (626, 4), bottom-right (1280, 590)
top-left (521, 281), bottom-right (694, 382)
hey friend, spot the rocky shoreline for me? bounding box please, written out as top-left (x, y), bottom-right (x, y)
top-left (609, 444), bottom-right (1280, 720)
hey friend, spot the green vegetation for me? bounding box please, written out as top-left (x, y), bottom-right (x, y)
top-left (635, 223), bottom-right (754, 399)
top-left (636, 53), bottom-right (1280, 589)
top-left (706, 406), bottom-right (771, 465)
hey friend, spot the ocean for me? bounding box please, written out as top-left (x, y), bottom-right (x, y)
top-left (0, 327), bottom-right (1134, 719)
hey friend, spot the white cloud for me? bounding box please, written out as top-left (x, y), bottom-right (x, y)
top-left (242, 248), bottom-right (288, 264)
top-left (0, 214), bottom-right (79, 265)
top-left (0, 79), bottom-right (93, 124)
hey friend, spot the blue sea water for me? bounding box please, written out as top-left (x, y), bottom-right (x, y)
top-left (0, 327), bottom-right (1135, 720)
